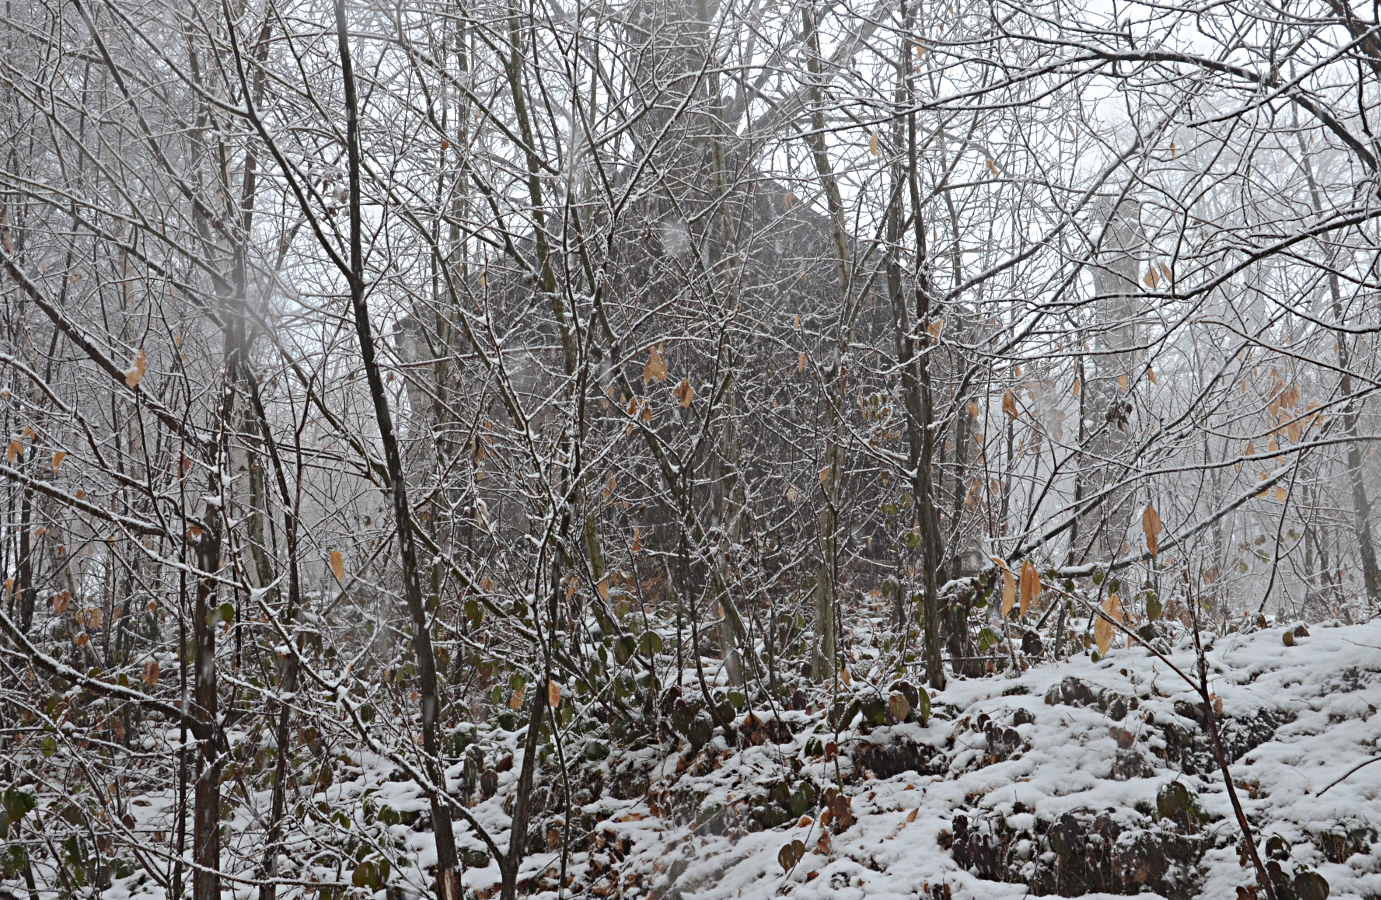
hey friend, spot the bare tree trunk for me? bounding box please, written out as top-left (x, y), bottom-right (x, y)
top-left (890, 0), bottom-right (947, 688)
top-left (1295, 139), bottom-right (1381, 605)
top-left (802, 0), bottom-right (855, 681)
top-left (191, 489), bottom-right (221, 900)
top-left (334, 4), bottom-right (460, 895)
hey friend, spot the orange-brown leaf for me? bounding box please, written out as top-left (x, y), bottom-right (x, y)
top-left (126, 349), bottom-right (147, 388)
top-left (1094, 594), bottom-right (1122, 656)
top-left (330, 550), bottom-right (345, 583)
top-left (673, 378), bottom-right (695, 407)
top-left (1142, 504), bottom-right (1163, 557)
top-left (643, 344), bottom-right (669, 383)
top-left (1019, 559), bottom-right (1040, 615)
top-left (1002, 389), bottom-right (1018, 419)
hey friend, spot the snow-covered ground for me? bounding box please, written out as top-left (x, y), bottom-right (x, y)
top-left (32, 619), bottom-right (1381, 900)
top-left (570, 619), bottom-right (1381, 900)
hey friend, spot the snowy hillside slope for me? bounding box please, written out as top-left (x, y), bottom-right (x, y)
top-left (558, 620), bottom-right (1381, 900)
top-left (47, 619), bottom-right (1381, 900)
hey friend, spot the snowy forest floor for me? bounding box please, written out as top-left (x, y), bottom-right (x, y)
top-left (38, 618), bottom-right (1381, 900)
top-left (551, 619), bottom-right (1381, 900)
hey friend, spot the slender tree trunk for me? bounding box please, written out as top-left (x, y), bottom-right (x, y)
top-left (894, 0), bottom-right (947, 688)
top-left (1294, 139), bottom-right (1381, 604)
top-left (191, 489), bottom-right (222, 900)
top-left (802, 0), bottom-right (855, 681)
top-left (334, 4), bottom-right (460, 895)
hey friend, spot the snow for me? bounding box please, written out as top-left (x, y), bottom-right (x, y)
top-left (564, 620), bottom-right (1381, 900)
top-left (14, 619), bottom-right (1381, 900)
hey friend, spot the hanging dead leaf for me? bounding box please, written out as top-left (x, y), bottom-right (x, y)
top-left (641, 399), bottom-right (652, 423)
top-left (869, 133), bottom-right (879, 156)
top-left (1245, 441), bottom-right (1255, 456)
top-left (784, 192), bottom-right (795, 208)
top-left (631, 528), bottom-right (643, 555)
top-left (548, 679), bottom-right (562, 707)
top-left (1019, 559), bottom-right (1040, 615)
top-left (598, 578), bottom-right (610, 601)
top-left (1286, 420), bottom-right (1301, 443)
top-left (968, 401), bottom-right (979, 418)
top-left (52, 591), bottom-right (70, 615)
top-left (1072, 378), bottom-right (1081, 398)
top-left (1159, 261), bottom-right (1173, 281)
top-left (125, 349), bottom-right (147, 388)
top-left (1142, 504), bottom-right (1163, 557)
top-left (926, 319), bottom-right (943, 339)
top-left (1117, 373), bottom-right (1128, 391)
top-left (798, 352), bottom-right (807, 373)
top-left (142, 659), bottom-right (160, 686)
top-left (643, 344), bottom-right (669, 383)
top-left (52, 451), bottom-right (66, 473)
top-left (508, 685), bottom-right (526, 709)
top-left (1147, 367), bottom-right (1158, 385)
top-left (5, 439), bottom-right (20, 463)
top-left (986, 158), bottom-right (998, 175)
top-left (819, 466), bottom-right (830, 485)
top-left (785, 484), bottom-right (802, 503)
top-left (674, 379), bottom-right (695, 407)
top-left (1001, 564), bottom-right (1016, 617)
top-left (330, 550), bottom-right (345, 583)
top-left (1094, 594), bottom-right (1123, 656)
top-left (1274, 485), bottom-right (1288, 502)
top-left (839, 667), bottom-right (852, 687)
top-left (1143, 267), bottom-right (1160, 288)
top-left (1002, 389), bottom-right (1018, 419)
